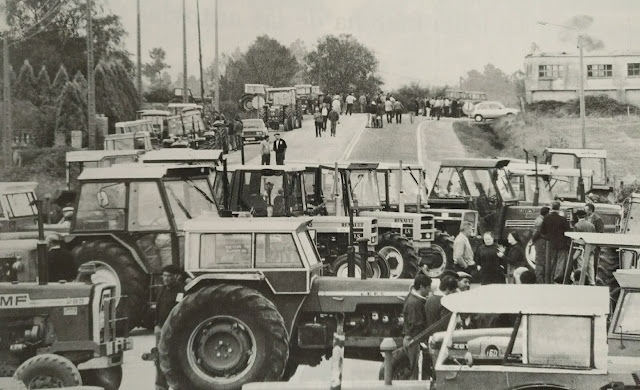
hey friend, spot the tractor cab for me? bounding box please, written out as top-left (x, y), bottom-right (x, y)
top-left (137, 109), bottom-right (171, 139)
top-left (104, 130), bottom-right (155, 151)
top-left (0, 182), bottom-right (38, 232)
top-left (544, 148), bottom-right (612, 201)
top-left (429, 159), bottom-right (517, 236)
top-left (504, 162), bottom-right (555, 205)
top-left (374, 162), bottom-right (431, 212)
top-left (140, 148), bottom-right (223, 187)
top-left (608, 270), bottom-right (640, 361)
top-left (65, 150), bottom-right (143, 190)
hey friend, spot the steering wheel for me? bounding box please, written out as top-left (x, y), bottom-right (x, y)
top-left (487, 194), bottom-right (498, 203)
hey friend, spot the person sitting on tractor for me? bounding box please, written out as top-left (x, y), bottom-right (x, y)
top-left (155, 265), bottom-right (185, 390)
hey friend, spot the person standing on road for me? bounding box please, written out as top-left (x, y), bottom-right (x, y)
top-left (155, 265), bottom-right (184, 390)
top-left (451, 99), bottom-right (459, 118)
top-left (393, 100), bottom-right (404, 124)
top-left (475, 231), bottom-right (506, 285)
top-left (328, 109), bottom-right (340, 137)
top-left (313, 107), bottom-right (323, 137)
top-left (260, 136), bottom-right (271, 165)
top-left (346, 92), bottom-right (356, 115)
top-left (273, 133), bottom-right (287, 165)
top-left (376, 100), bottom-right (385, 128)
top-left (538, 201), bottom-right (571, 283)
top-left (435, 97), bottom-right (443, 120)
top-left (234, 116), bottom-right (243, 151)
top-left (332, 96), bottom-right (341, 116)
top-left (384, 97), bottom-right (393, 124)
top-left (367, 100), bottom-right (377, 127)
top-left (323, 92), bottom-right (332, 107)
top-left (402, 273), bottom-right (431, 380)
top-left (359, 93), bottom-right (367, 113)
top-left (452, 221), bottom-right (476, 274)
top-left (585, 203), bottom-right (605, 233)
top-left (444, 97), bottom-right (451, 117)
top-left (227, 118), bottom-right (237, 151)
top-left (321, 103), bottom-right (329, 132)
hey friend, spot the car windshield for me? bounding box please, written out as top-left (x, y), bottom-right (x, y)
top-left (243, 120), bottom-right (264, 129)
top-left (164, 178), bottom-right (217, 229)
top-left (349, 170), bottom-right (381, 208)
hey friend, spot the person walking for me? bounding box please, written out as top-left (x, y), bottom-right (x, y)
top-left (444, 97), bottom-right (451, 117)
top-left (376, 100), bottom-right (385, 128)
top-left (328, 109), bottom-right (339, 137)
top-left (407, 99), bottom-right (417, 124)
top-left (332, 96), bottom-right (341, 116)
top-left (498, 232), bottom-right (532, 284)
top-left (475, 231), bottom-right (506, 285)
top-left (368, 100), bottom-right (377, 128)
top-left (585, 203), bottom-right (605, 233)
top-left (393, 100), bottom-right (404, 124)
top-left (323, 92), bottom-right (332, 106)
top-left (346, 92), bottom-right (356, 115)
top-left (273, 133), bottom-right (287, 165)
top-left (402, 273), bottom-right (431, 380)
top-left (155, 265), bottom-right (184, 390)
top-left (260, 136), bottom-right (271, 165)
top-left (538, 200), bottom-right (571, 284)
top-left (234, 116), bottom-right (243, 151)
top-left (359, 93), bottom-right (367, 113)
top-left (428, 97), bottom-right (436, 119)
top-left (452, 221), bottom-right (476, 274)
top-left (384, 98), bottom-right (393, 124)
top-left (313, 107), bottom-right (323, 137)
top-left (321, 103), bottom-right (329, 132)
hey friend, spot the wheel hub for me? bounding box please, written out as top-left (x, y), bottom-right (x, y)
top-left (419, 247), bottom-right (446, 278)
top-left (379, 246), bottom-right (403, 278)
top-left (192, 320), bottom-right (253, 377)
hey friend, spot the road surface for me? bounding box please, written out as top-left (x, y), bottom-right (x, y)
top-left (121, 113), bottom-right (469, 388)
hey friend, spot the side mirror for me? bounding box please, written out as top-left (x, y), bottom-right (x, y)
top-left (97, 191), bottom-right (109, 207)
top-left (464, 351), bottom-right (474, 367)
top-left (620, 249), bottom-right (639, 270)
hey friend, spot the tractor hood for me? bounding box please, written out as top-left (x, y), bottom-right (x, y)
top-left (301, 277), bottom-right (412, 313)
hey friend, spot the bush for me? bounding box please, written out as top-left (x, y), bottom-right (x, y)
top-left (527, 95), bottom-right (639, 118)
top-left (144, 87), bottom-right (172, 103)
top-left (0, 146), bottom-right (70, 199)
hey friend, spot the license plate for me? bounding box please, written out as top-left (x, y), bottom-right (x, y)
top-left (451, 343), bottom-right (467, 350)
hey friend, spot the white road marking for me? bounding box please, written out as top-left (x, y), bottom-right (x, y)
top-left (341, 119), bottom-right (368, 160)
top-left (416, 119), bottom-right (429, 167)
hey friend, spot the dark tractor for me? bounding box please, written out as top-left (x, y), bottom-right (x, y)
top-left (261, 87), bottom-right (303, 131)
top-left (158, 217), bottom-right (416, 390)
top-left (66, 164), bottom-right (219, 329)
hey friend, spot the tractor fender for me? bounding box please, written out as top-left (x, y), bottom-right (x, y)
top-left (67, 234), bottom-right (149, 274)
top-left (185, 272), bottom-right (267, 293)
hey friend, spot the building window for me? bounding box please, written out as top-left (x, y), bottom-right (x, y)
top-left (587, 64), bottom-right (612, 78)
top-left (628, 63), bottom-right (640, 76)
top-left (538, 65), bottom-right (561, 79)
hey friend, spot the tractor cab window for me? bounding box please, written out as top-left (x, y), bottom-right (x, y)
top-left (383, 169), bottom-right (426, 205)
top-left (510, 175), bottom-right (526, 201)
top-left (462, 169), bottom-right (495, 199)
top-left (287, 173), bottom-right (305, 216)
top-left (75, 182), bottom-right (126, 231)
top-left (613, 291), bottom-right (640, 336)
top-left (255, 233), bottom-right (303, 269)
top-left (199, 233), bottom-right (251, 269)
top-left (550, 153), bottom-right (577, 170)
top-left (240, 171), bottom-right (283, 216)
top-left (297, 230), bottom-right (321, 266)
top-left (320, 169), bottom-right (343, 215)
top-left (495, 169), bottom-right (517, 202)
top-left (349, 170), bottom-right (381, 208)
top-left (164, 178), bottom-right (217, 230)
top-left (581, 157), bottom-right (606, 185)
top-left (128, 182), bottom-right (170, 231)
top-left (431, 167), bottom-right (465, 198)
top-left (5, 192), bottom-right (37, 218)
top-left (212, 170), bottom-right (227, 211)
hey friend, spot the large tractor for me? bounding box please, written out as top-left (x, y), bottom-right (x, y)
top-left (64, 164), bottom-right (219, 329)
top-left (157, 216), bottom-right (421, 390)
top-left (262, 87), bottom-right (303, 131)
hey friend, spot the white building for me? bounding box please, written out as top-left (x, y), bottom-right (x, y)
top-left (524, 51), bottom-right (640, 105)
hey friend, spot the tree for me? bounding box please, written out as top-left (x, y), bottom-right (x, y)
top-left (55, 81), bottom-right (86, 146)
top-left (289, 39), bottom-right (308, 84)
top-left (35, 66), bottom-right (52, 106)
top-left (51, 65), bottom-right (70, 100)
top-left (142, 47), bottom-right (171, 89)
top-left (461, 64), bottom-right (519, 107)
top-left (305, 34), bottom-right (382, 96)
top-left (14, 60), bottom-right (37, 103)
top-left (243, 36), bottom-right (299, 88)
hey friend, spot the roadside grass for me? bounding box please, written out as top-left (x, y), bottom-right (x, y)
top-left (453, 115), bottom-right (640, 184)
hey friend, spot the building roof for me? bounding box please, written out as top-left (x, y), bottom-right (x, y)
top-left (565, 232), bottom-right (640, 247)
top-left (440, 158), bottom-right (511, 169)
top-left (0, 182), bottom-right (37, 193)
top-left (545, 148), bottom-right (607, 159)
top-left (141, 149), bottom-right (223, 164)
top-left (527, 50), bottom-right (640, 58)
top-left (184, 216), bottom-right (312, 233)
top-left (442, 284), bottom-right (608, 316)
top-left (78, 165), bottom-right (210, 181)
top-left (66, 150), bottom-right (142, 163)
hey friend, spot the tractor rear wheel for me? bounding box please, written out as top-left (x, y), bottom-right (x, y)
top-left (158, 284), bottom-right (289, 390)
top-left (14, 354), bottom-right (82, 389)
top-left (419, 238), bottom-right (451, 278)
top-left (331, 253), bottom-right (375, 278)
top-left (377, 232), bottom-right (420, 279)
top-left (597, 247), bottom-right (619, 287)
top-left (72, 239), bottom-right (147, 329)
top-left (80, 366), bottom-right (122, 390)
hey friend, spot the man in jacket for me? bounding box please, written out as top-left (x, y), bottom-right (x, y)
top-left (273, 133), bottom-right (287, 165)
top-left (539, 201), bottom-right (571, 283)
top-left (155, 265), bottom-right (184, 390)
top-left (402, 273), bottom-right (431, 380)
top-left (452, 221), bottom-right (475, 273)
top-left (585, 203), bottom-right (605, 233)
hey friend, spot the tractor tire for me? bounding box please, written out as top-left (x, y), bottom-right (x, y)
top-left (158, 284), bottom-right (289, 390)
top-left (597, 247), bottom-right (619, 288)
top-left (377, 232), bottom-right (420, 279)
top-left (72, 239), bottom-right (147, 330)
top-left (419, 238), bottom-right (451, 278)
top-left (330, 253), bottom-right (375, 278)
top-left (281, 359), bottom-right (299, 381)
top-left (80, 366), bottom-right (122, 390)
top-left (14, 354), bottom-right (82, 389)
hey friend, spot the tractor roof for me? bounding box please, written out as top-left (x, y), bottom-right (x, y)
top-left (141, 149), bottom-right (223, 164)
top-left (138, 109), bottom-right (171, 116)
top-left (115, 119), bottom-right (152, 127)
top-left (545, 148), bottom-right (607, 159)
top-left (613, 269), bottom-right (640, 289)
top-left (374, 162), bottom-right (425, 171)
top-left (505, 162), bottom-right (556, 176)
top-left (78, 165), bottom-right (211, 181)
top-left (440, 158), bottom-right (510, 169)
top-left (267, 87), bottom-right (296, 92)
top-left (565, 232), bottom-right (640, 247)
top-left (226, 163), bottom-right (308, 172)
top-left (442, 284), bottom-right (608, 316)
top-left (184, 216), bottom-right (312, 233)
top-left (66, 150), bottom-right (142, 163)
top-left (0, 182), bottom-right (38, 193)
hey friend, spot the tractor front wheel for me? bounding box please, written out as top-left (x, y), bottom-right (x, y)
top-left (419, 238), bottom-right (451, 278)
top-left (377, 232), bottom-right (420, 279)
top-left (331, 253), bottom-right (375, 278)
top-left (14, 354), bottom-right (82, 389)
top-left (158, 284), bottom-right (289, 390)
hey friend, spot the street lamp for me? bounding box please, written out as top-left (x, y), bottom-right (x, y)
top-left (537, 21), bottom-right (586, 148)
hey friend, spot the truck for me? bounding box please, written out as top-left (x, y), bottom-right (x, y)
top-left (157, 216), bottom-right (424, 390)
top-left (262, 87), bottom-right (303, 131)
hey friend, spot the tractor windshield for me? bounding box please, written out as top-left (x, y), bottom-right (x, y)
top-left (164, 178), bottom-right (217, 229)
top-left (581, 157), bottom-right (606, 186)
top-left (612, 291), bottom-right (640, 336)
top-left (4, 192), bottom-right (37, 218)
top-left (349, 170), bottom-right (381, 208)
top-left (431, 167), bottom-right (465, 198)
top-left (382, 169), bottom-right (428, 205)
top-left (238, 171), bottom-right (305, 217)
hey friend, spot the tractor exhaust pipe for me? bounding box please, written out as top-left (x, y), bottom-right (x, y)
top-left (533, 156), bottom-right (540, 206)
top-left (398, 160), bottom-right (405, 213)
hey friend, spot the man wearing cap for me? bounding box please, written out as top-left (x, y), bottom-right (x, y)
top-left (273, 133), bottom-right (287, 165)
top-left (57, 206), bottom-right (74, 228)
top-left (457, 271), bottom-right (472, 291)
top-left (402, 273), bottom-right (431, 380)
top-left (155, 265), bottom-right (184, 390)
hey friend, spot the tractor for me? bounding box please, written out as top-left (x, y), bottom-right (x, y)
top-left (64, 164), bottom-right (219, 329)
top-left (157, 216), bottom-right (423, 390)
top-left (215, 164), bottom-right (388, 278)
top-left (261, 87), bottom-right (303, 131)
top-left (0, 200), bottom-right (131, 390)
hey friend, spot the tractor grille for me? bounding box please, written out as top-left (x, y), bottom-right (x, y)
top-left (420, 215), bottom-right (435, 241)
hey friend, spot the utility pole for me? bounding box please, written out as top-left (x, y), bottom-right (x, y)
top-left (196, 0), bottom-right (204, 104)
top-left (213, 0), bottom-right (219, 112)
top-left (182, 0), bottom-right (188, 103)
top-left (136, 0), bottom-right (142, 102)
top-left (86, 0), bottom-right (96, 149)
top-left (2, 12), bottom-right (11, 168)
top-left (578, 34), bottom-right (586, 148)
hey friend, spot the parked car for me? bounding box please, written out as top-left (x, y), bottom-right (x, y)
top-left (241, 118), bottom-right (269, 143)
top-left (471, 101), bottom-right (519, 122)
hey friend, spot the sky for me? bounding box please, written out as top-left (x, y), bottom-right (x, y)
top-left (106, 0), bottom-right (640, 90)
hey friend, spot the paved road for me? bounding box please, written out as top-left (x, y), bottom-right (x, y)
top-left (121, 113), bottom-right (468, 389)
